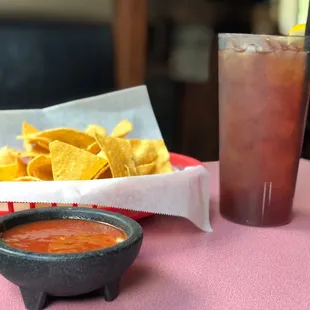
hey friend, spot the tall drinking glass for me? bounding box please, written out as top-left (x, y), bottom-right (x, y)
top-left (218, 33), bottom-right (310, 227)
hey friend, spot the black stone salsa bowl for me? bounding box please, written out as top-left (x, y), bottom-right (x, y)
top-left (0, 207), bottom-right (143, 310)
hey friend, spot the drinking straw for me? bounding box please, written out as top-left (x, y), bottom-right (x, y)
top-left (306, 1), bottom-right (310, 37)
top-left (301, 1), bottom-right (310, 156)
top-left (304, 1), bottom-right (310, 77)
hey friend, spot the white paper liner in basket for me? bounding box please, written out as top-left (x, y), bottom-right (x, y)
top-left (0, 166), bottom-right (211, 232)
top-left (0, 86), bottom-right (211, 232)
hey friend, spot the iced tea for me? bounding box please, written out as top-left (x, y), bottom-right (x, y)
top-left (219, 33), bottom-right (309, 226)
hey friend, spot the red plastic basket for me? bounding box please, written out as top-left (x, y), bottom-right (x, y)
top-left (0, 153), bottom-right (204, 220)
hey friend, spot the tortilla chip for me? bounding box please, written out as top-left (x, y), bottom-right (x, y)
top-left (85, 124), bottom-right (107, 137)
top-left (0, 120), bottom-right (172, 182)
top-left (117, 139), bottom-right (137, 176)
top-left (87, 142), bottom-right (101, 155)
top-left (21, 122), bottom-right (50, 154)
top-left (95, 134), bottom-right (137, 177)
top-left (93, 165), bottom-right (110, 179)
top-left (22, 122), bottom-right (39, 135)
top-left (136, 162), bottom-right (156, 175)
top-left (0, 146), bottom-right (18, 165)
top-left (129, 140), bottom-right (158, 166)
top-left (152, 140), bottom-right (173, 174)
top-left (95, 168), bottom-right (112, 179)
top-left (32, 138), bottom-right (50, 151)
top-left (18, 151), bottom-right (49, 159)
top-left (30, 144), bottom-right (50, 155)
top-left (0, 147), bottom-right (27, 180)
top-left (16, 157), bottom-right (27, 178)
top-left (97, 150), bottom-right (108, 160)
top-left (130, 139), bottom-right (172, 174)
top-left (18, 135), bottom-right (50, 150)
top-left (111, 120), bottom-right (133, 138)
top-left (50, 140), bottom-right (108, 180)
top-left (0, 163), bottom-right (18, 181)
top-left (19, 128), bottom-right (95, 150)
top-left (13, 176), bottom-right (41, 182)
top-left (22, 122), bottom-right (40, 152)
top-left (27, 155), bottom-right (53, 181)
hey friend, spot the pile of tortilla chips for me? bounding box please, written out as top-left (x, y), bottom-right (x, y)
top-left (0, 120), bottom-right (172, 182)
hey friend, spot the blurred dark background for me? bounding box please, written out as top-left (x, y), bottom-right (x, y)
top-left (0, 0), bottom-right (309, 160)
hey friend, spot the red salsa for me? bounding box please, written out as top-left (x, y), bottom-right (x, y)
top-left (0, 219), bottom-right (127, 254)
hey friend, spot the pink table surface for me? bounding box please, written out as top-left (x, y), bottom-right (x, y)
top-left (1, 159), bottom-right (310, 310)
